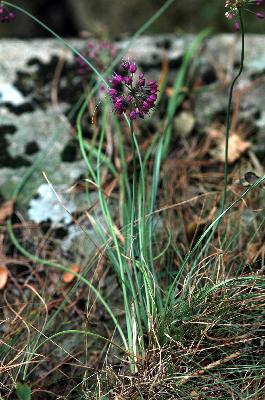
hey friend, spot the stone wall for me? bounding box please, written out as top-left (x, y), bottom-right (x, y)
top-left (0, 35), bottom-right (264, 252)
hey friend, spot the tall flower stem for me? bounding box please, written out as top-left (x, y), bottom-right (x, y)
top-left (222, 9), bottom-right (245, 211)
top-left (130, 120), bottom-right (137, 234)
top-left (128, 120), bottom-right (144, 362)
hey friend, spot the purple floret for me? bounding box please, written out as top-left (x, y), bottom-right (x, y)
top-left (0, 6), bottom-right (16, 23)
top-left (108, 59), bottom-right (158, 120)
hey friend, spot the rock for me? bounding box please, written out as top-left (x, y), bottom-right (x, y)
top-left (0, 34), bottom-right (265, 254)
top-left (0, 109), bottom-right (86, 204)
top-left (174, 111), bottom-right (195, 137)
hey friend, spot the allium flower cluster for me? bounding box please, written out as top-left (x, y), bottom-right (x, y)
top-left (108, 60), bottom-right (158, 121)
top-left (76, 41), bottom-right (116, 75)
top-left (0, 4), bottom-right (15, 23)
top-left (225, 0), bottom-right (264, 24)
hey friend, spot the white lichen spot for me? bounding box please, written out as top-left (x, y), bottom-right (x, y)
top-left (0, 83), bottom-right (25, 105)
top-left (28, 183), bottom-right (76, 227)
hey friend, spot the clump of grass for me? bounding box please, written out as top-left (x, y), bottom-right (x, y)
top-left (92, 277), bottom-right (265, 399)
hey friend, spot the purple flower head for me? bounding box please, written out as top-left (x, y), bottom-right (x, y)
top-left (0, 5), bottom-right (15, 23)
top-left (113, 97), bottom-right (127, 114)
top-left (225, 0), bottom-right (265, 23)
top-left (109, 88), bottom-right (118, 97)
top-left (147, 94), bottom-right (157, 103)
top-left (148, 80), bottom-right (157, 86)
top-left (111, 74), bottom-right (123, 87)
top-left (136, 77), bottom-right (145, 87)
top-left (108, 60), bottom-right (159, 120)
top-left (76, 40), bottom-right (117, 76)
top-left (129, 111), bottom-right (137, 120)
top-left (121, 60), bottom-right (130, 71)
top-left (123, 75), bottom-right (133, 85)
top-left (129, 62), bottom-right (137, 74)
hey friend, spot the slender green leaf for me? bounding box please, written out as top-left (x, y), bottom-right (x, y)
top-left (16, 383), bottom-right (31, 400)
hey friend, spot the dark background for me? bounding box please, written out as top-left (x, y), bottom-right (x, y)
top-left (0, 0), bottom-right (264, 39)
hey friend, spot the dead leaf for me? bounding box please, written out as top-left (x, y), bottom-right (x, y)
top-left (166, 85), bottom-right (188, 97)
top-left (0, 199), bottom-right (14, 223)
top-left (0, 265), bottom-right (8, 289)
top-left (247, 243), bottom-right (264, 264)
top-left (190, 391), bottom-right (200, 400)
top-left (209, 130), bottom-right (251, 163)
top-left (63, 264), bottom-right (80, 283)
top-left (166, 86), bottom-right (174, 97)
top-left (208, 127), bottom-right (221, 139)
